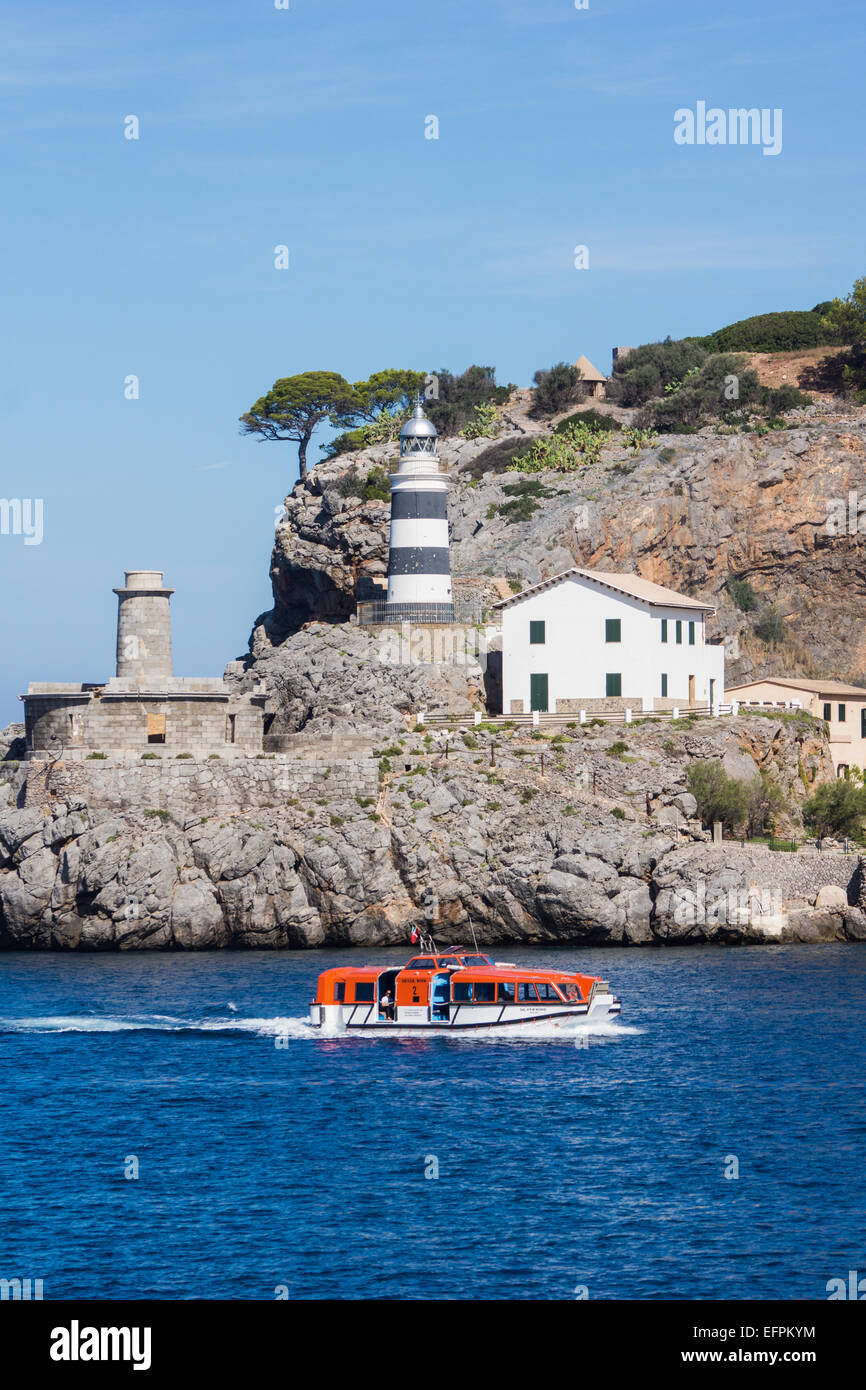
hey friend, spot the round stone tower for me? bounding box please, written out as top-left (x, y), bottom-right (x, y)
top-left (113, 570), bottom-right (174, 685)
top-left (386, 400), bottom-right (454, 621)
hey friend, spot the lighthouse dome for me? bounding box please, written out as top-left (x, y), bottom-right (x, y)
top-left (400, 402), bottom-right (437, 454)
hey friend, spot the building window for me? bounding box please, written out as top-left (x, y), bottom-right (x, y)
top-left (688, 621), bottom-right (695, 645)
top-left (675, 620), bottom-right (682, 644)
top-left (661, 674), bottom-right (668, 697)
top-left (661, 619), bottom-right (668, 643)
top-left (226, 714), bottom-right (236, 744)
top-left (146, 712), bottom-right (166, 744)
top-left (529, 620), bottom-right (545, 645)
top-left (606, 673), bottom-right (622, 697)
top-left (839, 704), bottom-right (846, 722)
top-left (605, 618), bottom-right (621, 643)
top-left (861, 709), bottom-right (866, 738)
top-left (823, 703), bottom-right (832, 722)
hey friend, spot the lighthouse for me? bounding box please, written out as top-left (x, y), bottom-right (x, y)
top-left (385, 399), bottom-right (454, 622)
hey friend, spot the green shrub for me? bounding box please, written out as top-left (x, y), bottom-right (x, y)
top-left (175, 752), bottom-right (193, 759)
top-left (336, 464), bottom-right (391, 502)
top-left (609, 741), bottom-right (629, 756)
top-left (141, 752), bottom-right (160, 760)
top-left (555, 408), bottom-right (620, 434)
top-left (803, 780), bottom-right (866, 839)
top-left (531, 362), bottom-right (584, 417)
top-left (650, 354), bottom-right (760, 429)
top-left (86, 752), bottom-right (107, 760)
top-left (460, 402), bottom-right (500, 439)
top-left (759, 384), bottom-right (813, 414)
top-left (144, 808), bottom-right (169, 821)
top-left (746, 771), bottom-right (789, 837)
top-left (754, 605), bottom-right (786, 646)
top-left (686, 761), bottom-right (750, 832)
top-left (727, 575), bottom-right (759, 611)
top-left (607, 338), bottom-right (708, 407)
top-left (425, 365), bottom-right (511, 437)
top-left (698, 309), bottom-right (841, 354)
top-left (611, 807), bottom-right (626, 820)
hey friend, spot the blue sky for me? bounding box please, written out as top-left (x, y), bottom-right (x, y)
top-left (1, 0), bottom-right (864, 725)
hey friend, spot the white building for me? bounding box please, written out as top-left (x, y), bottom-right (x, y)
top-left (385, 400), bottom-right (454, 622)
top-left (495, 568), bottom-right (724, 714)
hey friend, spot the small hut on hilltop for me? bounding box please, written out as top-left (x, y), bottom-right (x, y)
top-left (573, 354), bottom-right (607, 399)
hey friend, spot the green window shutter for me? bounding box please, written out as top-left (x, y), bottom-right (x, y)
top-left (661, 619), bottom-right (668, 643)
top-left (688, 621), bottom-right (695, 645)
top-left (529, 620), bottom-right (545, 645)
top-left (606, 673), bottom-right (622, 697)
top-left (839, 704), bottom-right (846, 722)
top-left (823, 703), bottom-right (832, 722)
top-left (675, 620), bottom-right (682, 644)
top-left (661, 674), bottom-right (668, 697)
top-left (530, 673), bottom-right (549, 712)
top-left (861, 708), bottom-right (866, 738)
top-left (605, 618), bottom-right (621, 643)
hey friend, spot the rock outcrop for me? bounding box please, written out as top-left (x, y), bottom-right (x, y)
top-left (2, 710), bottom-right (862, 950)
top-left (257, 397), bottom-right (866, 686)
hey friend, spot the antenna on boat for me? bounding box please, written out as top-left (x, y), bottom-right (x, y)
top-left (469, 921), bottom-right (479, 952)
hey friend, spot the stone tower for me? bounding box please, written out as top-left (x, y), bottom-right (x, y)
top-left (386, 400), bottom-right (454, 621)
top-left (113, 570), bottom-right (174, 685)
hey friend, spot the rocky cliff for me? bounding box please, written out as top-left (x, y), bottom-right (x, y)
top-left (255, 394), bottom-right (866, 687)
top-left (3, 707), bottom-right (865, 950)
top-left (5, 392), bottom-right (866, 952)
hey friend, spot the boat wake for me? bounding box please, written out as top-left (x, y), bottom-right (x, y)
top-left (0, 1012), bottom-right (309, 1039)
top-left (0, 1012), bottom-right (640, 1044)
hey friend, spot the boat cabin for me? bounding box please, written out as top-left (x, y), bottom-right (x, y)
top-left (314, 955), bottom-right (607, 1026)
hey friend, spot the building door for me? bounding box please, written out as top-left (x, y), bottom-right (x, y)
top-left (688, 675), bottom-right (695, 706)
top-left (530, 674), bottom-right (549, 712)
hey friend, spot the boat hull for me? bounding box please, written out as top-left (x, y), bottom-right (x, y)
top-left (310, 993), bottom-right (621, 1032)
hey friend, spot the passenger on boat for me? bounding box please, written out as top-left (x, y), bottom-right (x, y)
top-left (380, 989), bottom-right (396, 1022)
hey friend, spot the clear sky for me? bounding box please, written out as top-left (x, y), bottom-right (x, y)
top-left (1, 0), bottom-right (864, 726)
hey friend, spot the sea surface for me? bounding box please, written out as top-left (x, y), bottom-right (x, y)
top-left (0, 943), bottom-right (864, 1301)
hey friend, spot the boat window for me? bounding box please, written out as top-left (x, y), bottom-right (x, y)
top-left (437, 957), bottom-right (460, 966)
top-left (461, 954), bottom-right (492, 966)
top-left (497, 981), bottom-right (515, 1001)
top-left (431, 974), bottom-right (450, 1004)
top-left (353, 982), bottom-right (375, 1002)
top-left (407, 957), bottom-right (435, 970)
top-left (453, 981), bottom-right (474, 1002)
top-left (474, 981), bottom-right (495, 1002)
top-left (334, 982), bottom-right (345, 1002)
top-left (518, 983), bottom-right (540, 1001)
top-left (560, 983), bottom-right (581, 1001)
top-left (537, 982), bottom-right (564, 1001)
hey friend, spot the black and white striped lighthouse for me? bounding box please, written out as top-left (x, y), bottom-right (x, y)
top-left (385, 399), bottom-right (454, 622)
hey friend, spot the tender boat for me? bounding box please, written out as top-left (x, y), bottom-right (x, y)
top-left (309, 934), bottom-right (621, 1033)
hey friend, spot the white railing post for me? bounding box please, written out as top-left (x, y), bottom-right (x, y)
top-left (532, 710), bottom-right (540, 727)
top-left (625, 708), bottom-right (632, 724)
top-left (579, 709), bottom-right (586, 725)
top-left (672, 706), bottom-right (680, 720)
top-left (473, 711), bottom-right (481, 726)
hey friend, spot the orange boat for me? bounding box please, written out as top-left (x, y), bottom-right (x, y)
top-left (309, 933), bottom-right (621, 1033)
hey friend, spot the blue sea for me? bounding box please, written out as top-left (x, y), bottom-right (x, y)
top-left (0, 943), bottom-right (864, 1301)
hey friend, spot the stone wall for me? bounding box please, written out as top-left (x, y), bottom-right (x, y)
top-left (22, 755), bottom-right (379, 820)
top-left (25, 693), bottom-right (264, 759)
